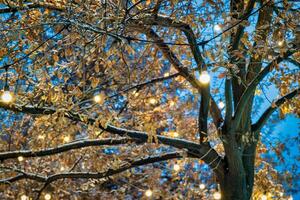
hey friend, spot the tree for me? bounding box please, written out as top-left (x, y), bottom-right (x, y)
top-left (0, 0), bottom-right (299, 199)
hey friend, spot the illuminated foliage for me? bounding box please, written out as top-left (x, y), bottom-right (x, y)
top-left (0, 0), bottom-right (299, 199)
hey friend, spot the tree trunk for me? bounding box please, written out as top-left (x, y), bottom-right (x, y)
top-left (217, 130), bottom-right (256, 200)
top-left (219, 173), bottom-right (250, 200)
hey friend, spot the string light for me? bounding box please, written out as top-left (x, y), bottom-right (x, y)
top-left (169, 101), bottom-right (175, 107)
top-left (81, 162), bottom-right (86, 169)
top-left (149, 98), bottom-right (157, 105)
top-left (38, 135), bottom-right (45, 140)
top-left (1, 91), bottom-right (13, 103)
top-left (277, 40), bottom-right (284, 47)
top-left (199, 183), bottom-right (206, 190)
top-left (145, 189), bottom-right (153, 197)
top-left (17, 156), bottom-right (24, 162)
top-left (170, 131), bottom-right (179, 137)
top-left (255, 89), bottom-right (262, 96)
top-left (214, 24), bottom-right (222, 32)
top-left (260, 194), bottom-right (267, 200)
top-left (132, 90), bottom-right (139, 97)
top-left (93, 94), bottom-right (103, 103)
top-left (218, 101), bottom-right (225, 109)
top-left (199, 71), bottom-right (210, 84)
top-left (213, 191), bottom-right (221, 200)
top-left (1, 66), bottom-right (14, 104)
top-left (267, 55), bottom-right (274, 60)
top-left (279, 192), bottom-right (283, 197)
top-left (44, 193), bottom-right (51, 200)
top-left (60, 166), bottom-right (65, 171)
top-left (63, 135), bottom-right (70, 143)
top-left (173, 164), bottom-right (180, 171)
top-left (20, 194), bottom-right (29, 200)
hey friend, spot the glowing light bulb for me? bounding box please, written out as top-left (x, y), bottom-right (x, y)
top-left (93, 94), bottom-right (102, 103)
top-left (145, 189), bottom-right (153, 197)
top-left (18, 156), bottom-right (24, 162)
top-left (214, 24), bottom-right (222, 32)
top-left (267, 55), bottom-right (273, 60)
top-left (20, 194), bottom-right (29, 200)
top-left (38, 135), bottom-right (45, 140)
top-left (199, 71), bottom-right (210, 84)
top-left (173, 164), bottom-right (180, 171)
top-left (81, 162), bottom-right (86, 169)
top-left (170, 131), bottom-right (178, 137)
top-left (218, 101), bottom-right (225, 109)
top-left (164, 72), bottom-right (170, 77)
top-left (277, 40), bottom-right (284, 46)
top-left (260, 194), bottom-right (267, 200)
top-left (149, 98), bottom-right (157, 105)
top-left (213, 191), bottom-right (221, 200)
top-left (63, 135), bottom-right (70, 143)
top-left (199, 183), bottom-right (206, 190)
top-left (255, 89), bottom-right (262, 96)
top-left (60, 166), bottom-right (65, 171)
top-left (1, 91), bottom-right (13, 103)
top-left (279, 192), bottom-right (283, 197)
top-left (288, 196), bottom-right (293, 200)
top-left (169, 101), bottom-right (175, 107)
top-left (131, 90), bottom-right (139, 97)
top-left (44, 193), bottom-right (51, 200)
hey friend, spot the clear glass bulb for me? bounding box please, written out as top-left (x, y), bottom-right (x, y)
top-left (20, 194), bottom-right (29, 200)
top-left (214, 24), bottom-right (222, 32)
top-left (218, 101), bottom-right (225, 109)
top-left (1, 91), bottom-right (13, 103)
top-left (199, 183), bottom-right (206, 190)
top-left (17, 156), bottom-right (24, 162)
top-left (145, 189), bottom-right (153, 197)
top-left (93, 94), bottom-right (102, 103)
top-left (199, 71), bottom-right (210, 84)
top-left (44, 193), bottom-right (51, 200)
top-left (213, 191), bottom-right (221, 200)
top-left (149, 98), bottom-right (157, 105)
top-left (173, 164), bottom-right (180, 171)
top-left (277, 40), bottom-right (284, 46)
top-left (260, 194), bottom-right (267, 200)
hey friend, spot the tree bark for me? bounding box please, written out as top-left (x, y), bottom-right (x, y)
top-left (217, 128), bottom-right (256, 200)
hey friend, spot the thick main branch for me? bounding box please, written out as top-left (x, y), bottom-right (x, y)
top-left (0, 138), bottom-right (133, 161)
top-left (0, 103), bottom-right (224, 172)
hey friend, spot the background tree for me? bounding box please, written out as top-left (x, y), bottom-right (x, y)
top-left (0, 0), bottom-right (299, 199)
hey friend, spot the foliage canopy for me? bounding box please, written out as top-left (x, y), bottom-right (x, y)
top-left (0, 0), bottom-right (299, 199)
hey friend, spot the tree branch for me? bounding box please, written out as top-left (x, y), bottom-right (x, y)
top-left (252, 88), bottom-right (300, 132)
top-left (0, 138), bottom-right (134, 161)
top-left (142, 28), bottom-right (202, 91)
top-left (0, 2), bottom-right (64, 14)
top-left (137, 26), bottom-right (222, 130)
top-left (199, 85), bottom-right (210, 143)
top-left (0, 152), bottom-right (183, 184)
top-left (286, 58), bottom-right (300, 68)
top-left (136, 16), bottom-right (215, 139)
top-left (132, 15), bottom-right (206, 70)
top-left (0, 103), bottom-right (224, 171)
top-left (231, 0), bottom-right (256, 50)
top-left (225, 79), bottom-right (233, 126)
top-left (108, 72), bottom-right (180, 99)
top-left (233, 50), bottom-right (296, 129)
